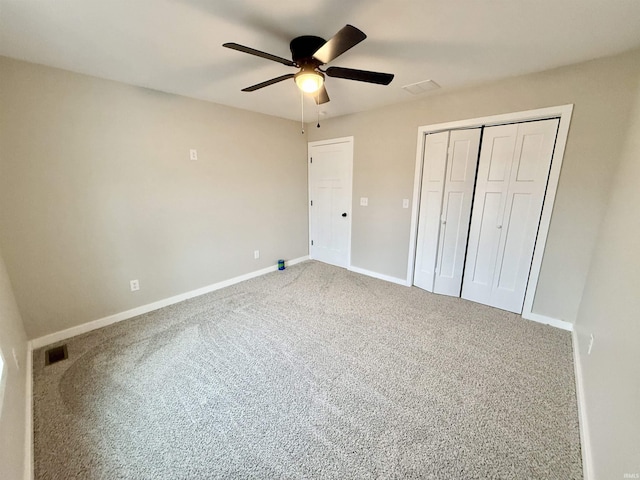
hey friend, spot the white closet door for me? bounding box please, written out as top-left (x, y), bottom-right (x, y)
top-left (414, 131), bottom-right (449, 291)
top-left (462, 119), bottom-right (559, 313)
top-left (433, 129), bottom-right (481, 296)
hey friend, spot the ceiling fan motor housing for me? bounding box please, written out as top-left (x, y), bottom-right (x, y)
top-left (290, 36), bottom-right (326, 65)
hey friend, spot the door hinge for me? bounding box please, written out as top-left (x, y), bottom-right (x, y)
top-left (310, 200), bottom-right (313, 206)
top-left (310, 157), bottom-right (313, 164)
top-left (311, 240), bottom-right (314, 246)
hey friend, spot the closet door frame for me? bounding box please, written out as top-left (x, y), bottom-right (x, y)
top-left (407, 104), bottom-right (573, 327)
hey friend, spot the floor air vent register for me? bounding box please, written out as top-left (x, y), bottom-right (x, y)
top-left (44, 345), bottom-right (68, 366)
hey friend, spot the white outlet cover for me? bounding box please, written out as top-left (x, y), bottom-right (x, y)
top-left (402, 199), bottom-right (410, 208)
top-left (130, 279), bottom-right (140, 291)
top-left (189, 149), bottom-right (198, 161)
top-left (360, 197), bottom-right (368, 206)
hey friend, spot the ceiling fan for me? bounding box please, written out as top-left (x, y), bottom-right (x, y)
top-left (223, 25), bottom-right (394, 105)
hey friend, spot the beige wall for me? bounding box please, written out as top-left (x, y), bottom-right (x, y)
top-left (308, 48), bottom-right (640, 323)
top-left (1, 47), bottom-right (638, 479)
top-left (0, 56), bottom-right (309, 339)
top-left (573, 77), bottom-right (640, 478)
top-left (0, 247), bottom-right (28, 480)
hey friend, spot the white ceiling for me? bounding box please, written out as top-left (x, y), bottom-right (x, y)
top-left (1, 0), bottom-right (640, 121)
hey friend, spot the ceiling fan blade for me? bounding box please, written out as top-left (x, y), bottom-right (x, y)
top-left (241, 74), bottom-right (295, 92)
top-left (312, 25), bottom-right (366, 64)
top-left (223, 42), bottom-right (296, 67)
top-left (326, 67), bottom-right (394, 85)
top-left (314, 85), bottom-right (330, 105)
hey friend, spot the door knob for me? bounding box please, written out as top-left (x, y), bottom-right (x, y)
top-left (342, 212), bottom-right (348, 217)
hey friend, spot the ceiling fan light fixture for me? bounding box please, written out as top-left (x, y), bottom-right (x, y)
top-left (295, 69), bottom-right (324, 93)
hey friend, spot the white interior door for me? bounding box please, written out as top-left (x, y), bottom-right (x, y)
top-left (433, 129), bottom-right (481, 296)
top-left (462, 118), bottom-right (559, 313)
top-left (413, 131), bottom-right (449, 291)
top-left (308, 138), bottom-right (353, 268)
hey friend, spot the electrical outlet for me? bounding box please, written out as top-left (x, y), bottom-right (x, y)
top-left (130, 279), bottom-right (140, 292)
top-left (360, 197), bottom-right (368, 206)
top-left (189, 149), bottom-right (198, 161)
top-left (12, 348), bottom-right (20, 371)
top-left (588, 333), bottom-right (594, 355)
top-left (254, 250), bottom-right (260, 259)
top-left (402, 199), bottom-right (410, 208)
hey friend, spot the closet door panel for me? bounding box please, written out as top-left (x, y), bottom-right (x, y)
top-left (463, 119), bottom-right (558, 313)
top-left (491, 119), bottom-right (559, 312)
top-left (414, 131), bottom-right (449, 292)
top-left (433, 129), bottom-right (481, 296)
top-left (461, 125), bottom-right (517, 304)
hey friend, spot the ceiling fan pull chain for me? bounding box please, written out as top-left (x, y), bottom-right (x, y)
top-left (316, 91), bottom-right (321, 128)
top-left (301, 89), bottom-right (305, 134)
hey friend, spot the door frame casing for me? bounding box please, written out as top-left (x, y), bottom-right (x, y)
top-left (308, 136), bottom-right (354, 268)
top-left (407, 105), bottom-right (573, 323)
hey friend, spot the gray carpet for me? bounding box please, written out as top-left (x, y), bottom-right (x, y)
top-left (33, 260), bottom-right (582, 479)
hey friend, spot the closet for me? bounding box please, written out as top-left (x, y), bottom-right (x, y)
top-left (413, 118), bottom-right (560, 314)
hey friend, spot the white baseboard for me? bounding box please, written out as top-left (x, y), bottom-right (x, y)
top-left (24, 340), bottom-right (33, 480)
top-left (572, 329), bottom-right (592, 480)
top-left (521, 311), bottom-right (573, 331)
top-left (348, 265), bottom-right (410, 286)
top-left (30, 256), bottom-right (309, 350)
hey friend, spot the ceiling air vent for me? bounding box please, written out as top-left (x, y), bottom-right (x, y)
top-left (402, 79), bottom-right (440, 95)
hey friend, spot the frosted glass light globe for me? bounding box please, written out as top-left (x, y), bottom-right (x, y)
top-left (295, 72), bottom-right (324, 93)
